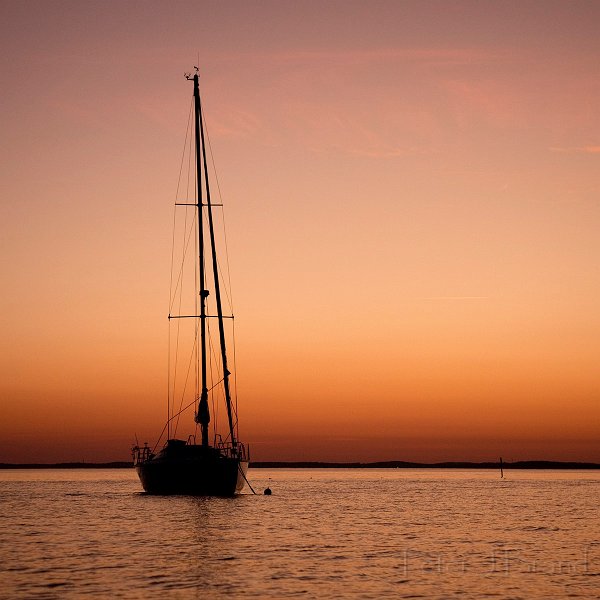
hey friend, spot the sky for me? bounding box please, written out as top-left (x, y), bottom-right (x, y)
top-left (1, 0), bottom-right (599, 463)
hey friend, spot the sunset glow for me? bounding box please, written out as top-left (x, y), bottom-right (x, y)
top-left (1, 1), bottom-right (599, 463)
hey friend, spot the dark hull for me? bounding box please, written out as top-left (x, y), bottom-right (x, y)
top-left (136, 446), bottom-right (248, 496)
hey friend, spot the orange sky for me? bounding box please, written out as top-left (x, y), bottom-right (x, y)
top-left (1, 0), bottom-right (599, 463)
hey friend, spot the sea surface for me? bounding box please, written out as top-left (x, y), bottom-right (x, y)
top-left (0, 468), bottom-right (598, 599)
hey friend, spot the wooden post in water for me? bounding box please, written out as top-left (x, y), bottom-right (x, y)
top-left (500, 457), bottom-right (504, 479)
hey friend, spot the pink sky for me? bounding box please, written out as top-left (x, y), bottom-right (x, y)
top-left (1, 0), bottom-right (599, 463)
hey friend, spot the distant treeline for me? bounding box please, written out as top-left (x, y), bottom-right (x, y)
top-left (0, 462), bottom-right (133, 469)
top-left (250, 461), bottom-right (600, 469)
top-left (1, 460), bottom-right (599, 469)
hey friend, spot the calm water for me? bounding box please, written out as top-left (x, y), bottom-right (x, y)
top-left (0, 469), bottom-right (598, 599)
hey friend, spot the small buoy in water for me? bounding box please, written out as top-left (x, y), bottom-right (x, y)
top-left (264, 487), bottom-right (272, 495)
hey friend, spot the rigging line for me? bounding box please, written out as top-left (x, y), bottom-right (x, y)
top-left (197, 186), bottom-right (234, 314)
top-left (207, 318), bottom-right (221, 433)
top-left (168, 207), bottom-right (197, 313)
top-left (154, 386), bottom-right (196, 451)
top-left (209, 318), bottom-right (223, 440)
top-left (239, 465), bottom-right (257, 495)
top-left (203, 112), bottom-right (235, 313)
top-left (232, 318), bottom-right (240, 438)
top-left (172, 369), bottom-right (226, 448)
top-left (170, 398), bottom-right (196, 421)
top-left (170, 206), bottom-right (190, 424)
top-left (152, 422), bottom-right (168, 454)
top-left (170, 112), bottom-right (197, 423)
top-left (186, 100), bottom-right (194, 219)
top-left (173, 372), bottom-right (226, 434)
top-left (167, 97), bottom-right (194, 438)
top-left (155, 396), bottom-right (196, 452)
top-left (170, 199), bottom-right (198, 421)
top-left (216, 252), bottom-right (234, 315)
top-left (207, 376), bottom-right (225, 393)
top-left (199, 85), bottom-right (235, 445)
top-left (167, 311), bottom-right (171, 439)
top-left (169, 137), bottom-right (198, 314)
top-left (195, 114), bottom-right (234, 316)
top-left (169, 207), bottom-right (198, 312)
top-left (164, 327), bottom-right (224, 452)
top-left (169, 98), bottom-right (193, 308)
top-left (169, 105), bottom-right (196, 312)
top-left (173, 317), bottom-right (200, 437)
top-left (207, 314), bottom-right (216, 441)
top-left (194, 178), bottom-right (200, 412)
top-left (199, 195), bottom-right (234, 315)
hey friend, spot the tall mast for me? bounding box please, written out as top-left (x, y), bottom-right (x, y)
top-left (197, 74), bottom-right (237, 447)
top-left (191, 71), bottom-right (210, 446)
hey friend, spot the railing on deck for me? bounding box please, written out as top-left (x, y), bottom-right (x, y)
top-left (215, 436), bottom-right (248, 461)
top-left (131, 443), bottom-right (153, 465)
top-left (132, 437), bottom-right (249, 464)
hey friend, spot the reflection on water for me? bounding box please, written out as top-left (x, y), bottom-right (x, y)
top-left (0, 468), bottom-right (598, 598)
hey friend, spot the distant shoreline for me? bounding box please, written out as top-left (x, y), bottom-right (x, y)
top-left (1, 460), bottom-right (599, 469)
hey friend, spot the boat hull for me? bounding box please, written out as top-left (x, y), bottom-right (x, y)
top-left (136, 444), bottom-right (248, 496)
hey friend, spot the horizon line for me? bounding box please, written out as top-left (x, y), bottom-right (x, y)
top-left (1, 459), bottom-right (599, 470)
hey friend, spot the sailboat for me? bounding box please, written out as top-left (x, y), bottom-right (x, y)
top-left (132, 69), bottom-right (249, 495)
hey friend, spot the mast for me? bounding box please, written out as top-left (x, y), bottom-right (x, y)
top-left (190, 71), bottom-right (210, 446)
top-left (196, 74), bottom-right (237, 447)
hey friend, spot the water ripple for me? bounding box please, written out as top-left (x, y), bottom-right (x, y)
top-left (0, 469), bottom-right (598, 599)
